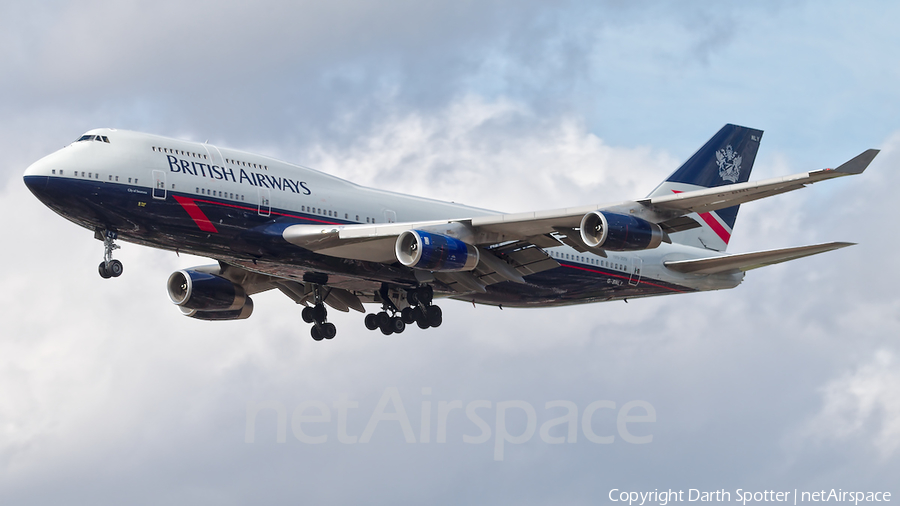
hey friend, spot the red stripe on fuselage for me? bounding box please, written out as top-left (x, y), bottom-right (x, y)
top-left (187, 197), bottom-right (342, 225)
top-left (560, 263), bottom-right (689, 293)
top-left (172, 195), bottom-right (219, 233)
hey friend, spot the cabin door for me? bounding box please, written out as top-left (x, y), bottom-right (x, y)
top-left (629, 257), bottom-right (643, 286)
top-left (258, 188), bottom-right (271, 217)
top-left (152, 170), bottom-right (166, 200)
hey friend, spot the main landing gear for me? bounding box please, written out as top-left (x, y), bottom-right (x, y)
top-left (363, 285), bottom-right (442, 336)
top-left (301, 286), bottom-right (336, 341)
top-left (97, 230), bottom-right (123, 279)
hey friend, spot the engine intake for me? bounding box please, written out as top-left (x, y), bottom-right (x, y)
top-left (395, 230), bottom-right (479, 272)
top-left (167, 269), bottom-right (249, 311)
top-left (580, 211), bottom-right (664, 251)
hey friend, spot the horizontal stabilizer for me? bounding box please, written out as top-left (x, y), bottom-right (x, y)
top-left (664, 242), bottom-right (854, 275)
top-left (834, 149), bottom-right (879, 175)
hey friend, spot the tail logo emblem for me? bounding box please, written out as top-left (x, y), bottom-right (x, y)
top-left (716, 145), bottom-right (742, 183)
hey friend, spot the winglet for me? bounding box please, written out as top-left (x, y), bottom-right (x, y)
top-left (834, 149), bottom-right (879, 175)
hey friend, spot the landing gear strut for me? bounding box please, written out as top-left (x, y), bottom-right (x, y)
top-left (303, 285), bottom-right (336, 341)
top-left (97, 230), bottom-right (123, 279)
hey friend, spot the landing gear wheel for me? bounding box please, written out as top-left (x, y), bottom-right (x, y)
top-left (380, 323), bottom-right (394, 335)
top-left (415, 306), bottom-right (430, 329)
top-left (107, 259), bottom-right (123, 277)
top-left (365, 313), bottom-right (378, 330)
top-left (391, 317), bottom-right (406, 334)
top-left (98, 262), bottom-right (111, 279)
top-left (426, 305), bottom-right (442, 328)
top-left (311, 325), bottom-right (324, 341)
top-left (401, 307), bottom-right (415, 324)
top-left (376, 311), bottom-right (390, 328)
top-left (418, 285), bottom-right (433, 305)
top-left (302, 306), bottom-right (315, 323)
top-left (321, 322), bottom-right (337, 339)
top-left (312, 304), bottom-right (327, 324)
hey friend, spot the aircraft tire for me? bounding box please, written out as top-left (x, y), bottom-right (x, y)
top-left (322, 323), bottom-right (337, 339)
top-left (391, 317), bottom-right (406, 334)
top-left (365, 313), bottom-right (378, 330)
top-left (427, 305), bottom-right (442, 328)
top-left (311, 325), bottom-right (324, 341)
top-left (302, 306), bottom-right (315, 323)
top-left (108, 259), bottom-right (123, 277)
top-left (98, 262), bottom-right (111, 279)
top-left (312, 304), bottom-right (327, 324)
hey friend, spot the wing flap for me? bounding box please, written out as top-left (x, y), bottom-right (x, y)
top-left (664, 242), bottom-right (854, 275)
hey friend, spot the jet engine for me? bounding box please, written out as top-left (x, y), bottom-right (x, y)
top-left (579, 211), bottom-right (664, 251)
top-left (395, 230), bottom-right (480, 272)
top-left (167, 269), bottom-right (252, 316)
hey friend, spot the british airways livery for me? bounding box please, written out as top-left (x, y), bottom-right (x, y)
top-left (22, 125), bottom-right (877, 340)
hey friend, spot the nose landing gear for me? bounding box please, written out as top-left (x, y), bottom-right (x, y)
top-left (97, 230), bottom-right (123, 279)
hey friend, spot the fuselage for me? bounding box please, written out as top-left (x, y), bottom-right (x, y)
top-left (23, 128), bottom-right (742, 308)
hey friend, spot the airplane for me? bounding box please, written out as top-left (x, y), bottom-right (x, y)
top-left (22, 124), bottom-right (877, 341)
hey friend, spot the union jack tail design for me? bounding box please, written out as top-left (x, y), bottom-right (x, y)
top-left (646, 124), bottom-right (763, 252)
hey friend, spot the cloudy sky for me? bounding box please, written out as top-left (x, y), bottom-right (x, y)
top-left (2, 1), bottom-right (899, 504)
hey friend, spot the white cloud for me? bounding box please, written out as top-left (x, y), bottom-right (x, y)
top-left (803, 350), bottom-right (900, 458)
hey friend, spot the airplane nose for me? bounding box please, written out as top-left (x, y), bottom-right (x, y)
top-left (23, 158), bottom-right (51, 196)
top-left (23, 173), bottom-right (49, 193)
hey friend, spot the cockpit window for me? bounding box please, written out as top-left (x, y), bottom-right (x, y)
top-left (75, 134), bottom-right (111, 143)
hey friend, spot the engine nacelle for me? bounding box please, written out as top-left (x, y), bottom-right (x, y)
top-left (395, 230), bottom-right (479, 272)
top-left (179, 298), bottom-right (254, 321)
top-left (579, 211), bottom-right (664, 251)
top-left (167, 269), bottom-right (249, 311)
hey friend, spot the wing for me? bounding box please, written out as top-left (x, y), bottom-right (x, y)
top-left (281, 150), bottom-right (876, 291)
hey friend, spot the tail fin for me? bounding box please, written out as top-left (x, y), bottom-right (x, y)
top-left (648, 124), bottom-right (763, 252)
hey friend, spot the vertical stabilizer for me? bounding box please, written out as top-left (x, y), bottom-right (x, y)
top-left (647, 124), bottom-right (763, 251)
